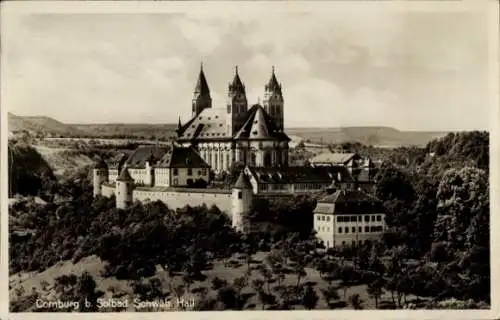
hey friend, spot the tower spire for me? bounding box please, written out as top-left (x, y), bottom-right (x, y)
top-left (192, 62), bottom-right (212, 116)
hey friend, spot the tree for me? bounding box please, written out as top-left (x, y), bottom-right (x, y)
top-left (321, 285), bottom-right (341, 309)
top-left (252, 278), bottom-right (276, 310)
top-left (367, 278), bottom-right (384, 308)
top-left (348, 293), bottom-right (363, 309)
top-left (435, 166), bottom-right (488, 249)
top-left (301, 285), bottom-right (319, 310)
top-left (339, 265), bottom-right (359, 299)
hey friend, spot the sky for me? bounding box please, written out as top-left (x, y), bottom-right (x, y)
top-left (2, 4), bottom-right (492, 131)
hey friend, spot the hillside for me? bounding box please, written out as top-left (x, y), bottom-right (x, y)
top-left (287, 126), bottom-right (449, 147)
top-left (9, 113), bottom-right (449, 146)
top-left (8, 113), bottom-right (86, 136)
top-left (70, 123), bottom-right (178, 140)
top-left (8, 141), bottom-right (57, 198)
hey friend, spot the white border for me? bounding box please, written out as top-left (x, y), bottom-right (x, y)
top-left (1, 1), bottom-right (498, 319)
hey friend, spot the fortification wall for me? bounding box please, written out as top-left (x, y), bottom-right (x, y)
top-left (133, 188), bottom-right (233, 214)
top-left (102, 184), bottom-right (115, 197)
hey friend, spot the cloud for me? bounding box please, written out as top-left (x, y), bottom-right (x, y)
top-left (2, 10), bottom-right (490, 130)
top-left (171, 17), bottom-right (224, 55)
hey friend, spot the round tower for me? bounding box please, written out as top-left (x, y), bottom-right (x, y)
top-left (93, 158), bottom-right (108, 197)
top-left (231, 170), bottom-right (253, 232)
top-left (116, 167), bottom-right (134, 209)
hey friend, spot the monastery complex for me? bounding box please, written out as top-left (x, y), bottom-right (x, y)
top-left (92, 64), bottom-right (386, 246)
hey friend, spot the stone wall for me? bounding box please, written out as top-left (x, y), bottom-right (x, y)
top-left (133, 188), bottom-right (233, 214)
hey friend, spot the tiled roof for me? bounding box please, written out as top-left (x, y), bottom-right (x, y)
top-left (108, 153), bottom-right (129, 169)
top-left (234, 171), bottom-right (252, 189)
top-left (178, 104), bottom-right (290, 143)
top-left (246, 165), bottom-right (352, 184)
top-left (310, 152), bottom-right (360, 164)
top-left (314, 189), bottom-right (384, 214)
top-left (124, 146), bottom-right (170, 168)
top-left (234, 104), bottom-right (290, 141)
top-left (177, 108), bottom-right (231, 141)
top-left (156, 146), bottom-right (210, 169)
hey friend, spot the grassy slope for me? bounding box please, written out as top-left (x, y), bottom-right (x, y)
top-left (9, 252), bottom-right (428, 311)
top-left (33, 145), bottom-right (94, 177)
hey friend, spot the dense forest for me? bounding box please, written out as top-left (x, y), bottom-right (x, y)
top-left (9, 131), bottom-right (490, 311)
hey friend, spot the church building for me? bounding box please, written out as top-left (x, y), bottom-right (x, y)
top-left (175, 65), bottom-right (290, 173)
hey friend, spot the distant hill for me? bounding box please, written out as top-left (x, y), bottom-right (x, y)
top-left (70, 123), bottom-right (178, 140)
top-left (8, 113), bottom-right (86, 136)
top-left (9, 113), bottom-right (449, 147)
top-left (287, 126), bottom-right (450, 148)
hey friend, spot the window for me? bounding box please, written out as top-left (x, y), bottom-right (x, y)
top-left (173, 168), bottom-right (178, 176)
top-left (326, 216), bottom-right (330, 222)
top-left (358, 227), bottom-right (362, 232)
top-left (338, 227), bottom-right (342, 233)
top-left (350, 216), bottom-right (357, 222)
top-left (365, 226), bottom-right (369, 232)
top-left (187, 168), bottom-right (192, 176)
top-left (364, 215), bottom-right (370, 222)
top-left (358, 216), bottom-right (362, 222)
top-left (377, 215), bottom-right (382, 222)
top-left (338, 216), bottom-right (343, 222)
top-left (352, 227), bottom-right (356, 233)
top-left (344, 227), bottom-right (349, 233)
top-left (322, 216), bottom-right (325, 221)
top-left (238, 191), bottom-right (242, 199)
top-left (371, 215), bottom-right (375, 222)
top-left (197, 170), bottom-right (202, 176)
top-left (317, 216), bottom-right (321, 221)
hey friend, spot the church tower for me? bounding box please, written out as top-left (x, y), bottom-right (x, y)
top-left (192, 63), bottom-right (212, 117)
top-left (263, 66), bottom-right (284, 131)
top-left (226, 66), bottom-right (248, 136)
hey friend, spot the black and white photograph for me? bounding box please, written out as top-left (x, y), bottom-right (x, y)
top-left (3, 1), bottom-right (496, 314)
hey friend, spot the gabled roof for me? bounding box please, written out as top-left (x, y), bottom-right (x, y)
top-left (234, 104), bottom-right (290, 141)
top-left (314, 189), bottom-right (384, 214)
top-left (156, 146), bottom-right (210, 169)
top-left (310, 152), bottom-right (360, 164)
top-left (176, 108), bottom-right (231, 141)
top-left (246, 165), bottom-right (351, 184)
top-left (124, 146), bottom-right (170, 168)
top-left (234, 171), bottom-right (252, 189)
top-left (108, 153), bottom-right (130, 169)
top-left (117, 167), bottom-right (133, 182)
